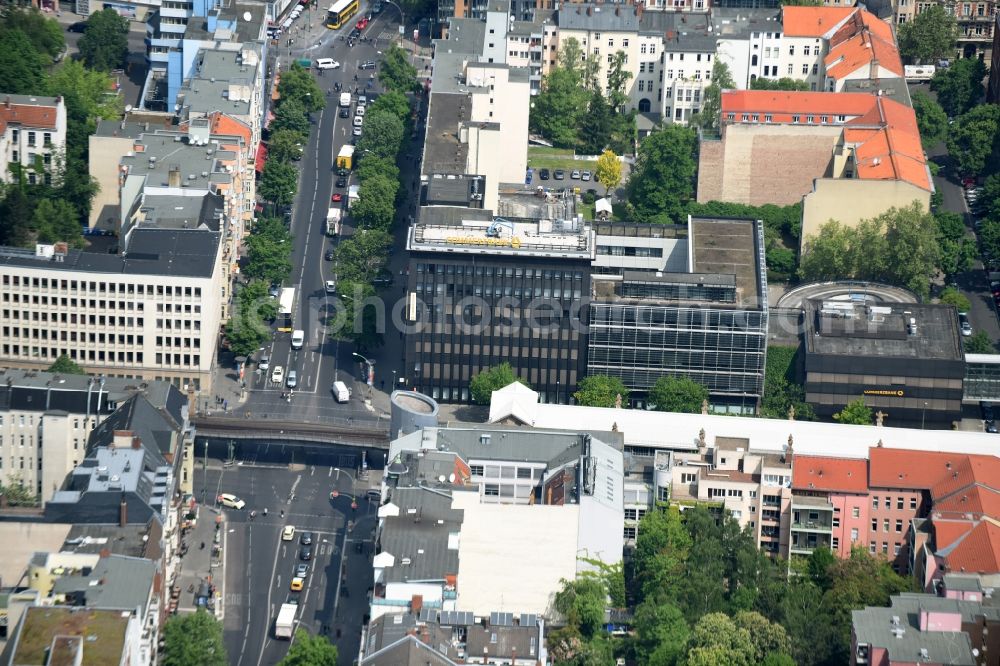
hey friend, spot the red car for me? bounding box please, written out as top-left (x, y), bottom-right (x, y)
top-left (331, 193), bottom-right (343, 202)
top-left (355, 17), bottom-right (369, 30)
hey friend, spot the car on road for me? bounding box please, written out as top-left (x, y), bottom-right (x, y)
top-left (286, 370), bottom-right (298, 389)
top-left (299, 545), bottom-right (313, 561)
top-left (539, 168), bottom-right (550, 180)
top-left (358, 95), bottom-right (368, 106)
top-left (959, 312), bottom-right (972, 337)
top-left (289, 576), bottom-right (304, 591)
top-left (372, 0), bottom-right (383, 11)
top-left (295, 563), bottom-right (309, 578)
top-left (353, 115), bottom-right (364, 127)
top-left (325, 249), bottom-right (335, 261)
top-left (338, 107), bottom-right (349, 118)
top-left (286, 594), bottom-right (300, 605)
top-left (581, 170), bottom-right (592, 181)
top-left (336, 176), bottom-right (348, 188)
top-left (332, 380), bottom-right (351, 403)
top-left (300, 531), bottom-right (314, 545)
top-left (525, 168), bottom-right (533, 184)
top-left (356, 106), bottom-right (366, 117)
top-left (571, 169), bottom-right (581, 179)
top-left (326, 280), bottom-right (337, 293)
top-left (337, 168), bottom-right (350, 177)
top-left (356, 17), bottom-right (369, 30)
top-left (315, 58), bottom-right (340, 70)
top-left (554, 169), bottom-right (565, 180)
top-left (271, 366), bottom-right (285, 384)
top-left (353, 126), bottom-right (363, 136)
top-left (282, 526), bottom-right (296, 541)
top-left (218, 493), bottom-right (246, 510)
top-left (373, 271), bottom-right (393, 288)
top-left (69, 21), bottom-right (88, 33)
top-left (360, 60), bottom-right (377, 70)
top-left (332, 193), bottom-right (343, 202)
top-left (349, 28), bottom-right (360, 39)
top-left (258, 354), bottom-right (270, 371)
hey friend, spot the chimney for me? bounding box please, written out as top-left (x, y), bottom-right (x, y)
top-left (411, 594), bottom-right (424, 613)
top-left (99, 548), bottom-right (111, 559)
top-left (637, 3), bottom-right (644, 18)
top-left (168, 166), bottom-right (181, 188)
top-left (119, 498), bottom-right (128, 527)
top-left (132, 436), bottom-right (142, 450)
top-left (869, 57), bottom-right (879, 80)
top-left (615, 5), bottom-right (620, 14)
top-left (587, 6), bottom-right (592, 15)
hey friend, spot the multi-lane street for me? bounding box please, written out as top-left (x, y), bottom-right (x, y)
top-left (241, 5), bottom-right (422, 426)
top-left (196, 443), bottom-right (378, 665)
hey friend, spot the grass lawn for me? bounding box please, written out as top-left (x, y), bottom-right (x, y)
top-left (527, 146), bottom-right (595, 173)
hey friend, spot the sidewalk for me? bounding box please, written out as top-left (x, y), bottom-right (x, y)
top-left (174, 505), bottom-right (227, 620)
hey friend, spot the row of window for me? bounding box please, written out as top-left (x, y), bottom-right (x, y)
top-left (2, 299), bottom-right (145, 312)
top-left (872, 495), bottom-right (919, 511)
top-left (2, 275), bottom-right (204, 298)
top-left (9, 130), bottom-right (54, 147)
top-left (415, 264), bottom-right (584, 281)
top-left (3, 345), bottom-right (146, 364)
top-left (728, 111), bottom-right (846, 124)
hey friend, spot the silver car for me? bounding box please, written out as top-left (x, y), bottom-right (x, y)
top-left (286, 370), bottom-right (298, 388)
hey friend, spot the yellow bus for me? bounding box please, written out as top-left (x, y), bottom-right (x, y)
top-left (326, 0), bottom-right (359, 29)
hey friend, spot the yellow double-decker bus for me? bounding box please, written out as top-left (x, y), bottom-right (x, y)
top-left (326, 0), bottom-right (359, 29)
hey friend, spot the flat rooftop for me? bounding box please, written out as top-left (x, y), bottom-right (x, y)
top-left (11, 607), bottom-right (131, 666)
top-left (690, 217), bottom-right (765, 309)
top-left (804, 300), bottom-right (964, 361)
top-left (408, 218), bottom-right (595, 259)
top-left (422, 93), bottom-right (472, 176)
top-left (137, 192), bottom-right (224, 231)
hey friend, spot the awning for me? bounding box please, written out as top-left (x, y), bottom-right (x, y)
top-left (255, 143), bottom-right (268, 173)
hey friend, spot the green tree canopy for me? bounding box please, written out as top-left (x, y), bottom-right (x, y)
top-left (965, 330), bottom-right (995, 354)
top-left (237, 279), bottom-right (278, 323)
top-left (648, 375), bottom-right (709, 413)
top-left (271, 99), bottom-right (312, 137)
top-left (573, 375), bottom-right (629, 408)
top-left (469, 363), bottom-right (528, 405)
top-left (530, 67), bottom-right (589, 149)
top-left (368, 89), bottom-right (410, 121)
top-left (760, 345), bottom-right (814, 420)
top-left (911, 90), bottom-right (949, 148)
top-left (258, 160), bottom-right (299, 207)
top-left (334, 228), bottom-right (392, 283)
top-left (356, 110), bottom-right (405, 159)
top-left (684, 613), bottom-right (755, 666)
top-left (78, 9), bottom-right (129, 71)
top-left (833, 398), bottom-right (873, 425)
top-left (277, 62), bottom-right (325, 113)
top-left (750, 77), bottom-right (810, 91)
top-left (938, 286), bottom-right (971, 312)
top-left (606, 50), bottom-right (633, 113)
top-left (355, 155), bottom-right (400, 184)
top-left (379, 44), bottom-right (419, 93)
top-left (276, 629), bottom-right (338, 666)
top-left (1, 7), bottom-right (65, 62)
top-left (627, 125), bottom-right (698, 224)
top-left (554, 577), bottom-right (607, 638)
top-left (947, 102), bottom-right (1000, 176)
top-left (352, 174), bottom-right (399, 231)
top-left (0, 28), bottom-right (47, 94)
top-left (48, 355), bottom-right (85, 375)
top-left (32, 198), bottom-right (84, 248)
top-left (634, 598), bottom-right (689, 666)
top-left (691, 60), bottom-right (736, 132)
top-left (931, 57), bottom-right (987, 118)
top-left (266, 129), bottom-right (304, 163)
top-left (243, 217), bottom-right (293, 284)
top-left (898, 5), bottom-right (957, 64)
top-left (161, 609), bottom-right (228, 666)
top-left (331, 279), bottom-right (383, 348)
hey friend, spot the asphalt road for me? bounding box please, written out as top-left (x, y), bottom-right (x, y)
top-left (240, 8), bottom-right (423, 423)
top-left (196, 457), bottom-right (376, 666)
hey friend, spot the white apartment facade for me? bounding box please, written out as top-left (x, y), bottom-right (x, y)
top-left (0, 236), bottom-right (225, 394)
top-left (0, 409), bottom-right (95, 503)
top-left (0, 95), bottom-right (67, 186)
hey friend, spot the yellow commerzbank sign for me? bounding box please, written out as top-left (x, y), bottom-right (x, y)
top-left (446, 236), bottom-right (522, 249)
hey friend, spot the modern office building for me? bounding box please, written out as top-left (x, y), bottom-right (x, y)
top-left (803, 300), bottom-right (965, 425)
top-left (589, 216), bottom-right (769, 411)
top-left (404, 216), bottom-right (595, 403)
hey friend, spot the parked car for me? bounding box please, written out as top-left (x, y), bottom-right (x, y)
top-left (353, 126), bottom-right (363, 136)
top-left (332, 193), bottom-right (343, 202)
top-left (959, 312), bottom-right (972, 337)
top-left (336, 176), bottom-right (348, 188)
top-left (987, 420), bottom-right (999, 434)
top-left (325, 249), bottom-right (335, 261)
top-left (358, 95), bottom-right (368, 106)
top-left (570, 169), bottom-right (581, 179)
top-left (326, 280), bottom-right (337, 293)
top-left (353, 115), bottom-right (364, 127)
top-left (981, 401), bottom-right (995, 421)
top-left (339, 107), bottom-right (349, 118)
top-left (581, 170), bottom-right (592, 181)
top-left (554, 169), bottom-right (565, 180)
top-left (539, 168), bottom-right (550, 180)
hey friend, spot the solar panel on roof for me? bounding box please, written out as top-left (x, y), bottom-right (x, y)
top-left (419, 608), bottom-right (437, 623)
top-left (520, 613), bottom-right (537, 627)
top-left (490, 611), bottom-right (514, 627)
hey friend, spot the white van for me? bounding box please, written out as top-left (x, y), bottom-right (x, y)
top-left (291, 329), bottom-right (304, 349)
top-left (332, 381), bottom-right (351, 403)
top-left (339, 92), bottom-right (351, 108)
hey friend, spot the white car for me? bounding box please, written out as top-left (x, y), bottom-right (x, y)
top-left (282, 525), bottom-right (296, 541)
top-left (326, 280), bottom-right (337, 294)
top-left (271, 365), bottom-right (285, 384)
top-left (355, 106), bottom-right (366, 117)
top-left (352, 126), bottom-right (362, 136)
top-left (218, 493), bottom-right (246, 510)
top-left (352, 115), bottom-right (364, 127)
top-left (315, 58), bottom-right (340, 70)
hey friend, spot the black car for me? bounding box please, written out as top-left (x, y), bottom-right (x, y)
top-left (68, 21), bottom-right (87, 33)
top-left (981, 401), bottom-right (995, 422)
top-left (988, 420), bottom-right (999, 434)
top-left (349, 28), bottom-right (360, 39)
top-left (539, 168), bottom-right (550, 180)
top-left (360, 60), bottom-right (377, 70)
top-left (372, 1), bottom-right (383, 11)
top-left (339, 107), bottom-right (349, 118)
top-left (299, 545), bottom-right (313, 561)
top-left (335, 177), bottom-right (348, 188)
top-left (325, 249), bottom-right (334, 261)
top-left (373, 272), bottom-right (394, 288)
top-left (300, 531), bottom-right (314, 546)
top-left (337, 168), bottom-right (350, 177)
top-left (334, 81), bottom-right (343, 92)
top-left (553, 169), bottom-right (565, 180)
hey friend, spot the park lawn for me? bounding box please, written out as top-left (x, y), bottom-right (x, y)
top-left (527, 146), bottom-right (593, 172)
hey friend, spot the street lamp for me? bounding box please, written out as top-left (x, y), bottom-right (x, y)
top-left (353, 352), bottom-right (375, 398)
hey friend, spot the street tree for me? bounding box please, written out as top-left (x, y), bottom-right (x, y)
top-left (595, 150), bottom-right (621, 196)
top-left (161, 609), bottom-right (228, 666)
top-left (47, 355), bottom-right (85, 375)
top-left (356, 110), bottom-right (405, 159)
top-left (898, 5), bottom-right (957, 64)
top-left (750, 77), bottom-right (810, 91)
top-left (947, 102), bottom-right (1000, 176)
top-left (1, 7), bottom-right (65, 63)
top-left (258, 160), bottom-right (299, 207)
top-left (331, 279), bottom-right (383, 349)
top-left (469, 363), bottom-right (528, 404)
top-left (78, 9), bottom-right (129, 71)
top-left (911, 90), bottom-right (949, 148)
top-left (0, 28), bottom-right (46, 94)
top-left (379, 44), bottom-right (419, 93)
top-left (368, 89), bottom-right (410, 122)
top-left (979, 173), bottom-right (1000, 220)
top-left (33, 198), bottom-right (85, 248)
top-left (237, 279), bottom-right (278, 323)
top-left (833, 398), bottom-right (873, 425)
top-left (266, 129), bottom-right (304, 163)
top-left (965, 331), bottom-right (995, 353)
top-left (691, 60), bottom-right (736, 132)
top-left (627, 125), bottom-right (698, 224)
top-left (225, 310), bottom-right (271, 358)
top-left (334, 228), bottom-right (392, 282)
top-left (932, 57), bottom-right (988, 117)
top-left (880, 203), bottom-right (941, 299)
top-left (277, 63), bottom-right (326, 113)
top-left (243, 217), bottom-right (293, 284)
top-left (356, 155), bottom-right (399, 184)
top-left (573, 375), bottom-right (629, 408)
top-left (276, 629), bottom-right (338, 666)
top-left (648, 375), bottom-right (709, 413)
top-left (938, 286), bottom-right (971, 312)
top-left (271, 99), bottom-right (312, 137)
top-left (352, 174), bottom-right (398, 231)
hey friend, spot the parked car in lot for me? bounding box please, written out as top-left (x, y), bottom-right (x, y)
top-left (571, 169), bottom-right (581, 179)
top-left (539, 168), bottom-right (550, 180)
top-left (959, 312), bottom-right (972, 336)
top-left (554, 169), bottom-right (565, 180)
top-left (581, 170), bottom-right (592, 181)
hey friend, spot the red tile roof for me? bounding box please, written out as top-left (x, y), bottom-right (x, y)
top-left (938, 521), bottom-right (1000, 575)
top-left (721, 91), bottom-right (878, 119)
top-left (824, 10), bottom-right (903, 81)
top-left (792, 455), bottom-right (869, 493)
top-left (844, 96), bottom-right (931, 191)
top-left (932, 520), bottom-right (976, 552)
top-left (934, 486), bottom-right (1000, 519)
top-left (781, 6), bottom-right (856, 37)
top-left (930, 455), bottom-right (1000, 502)
top-left (0, 97), bottom-right (61, 135)
top-left (868, 447), bottom-right (964, 489)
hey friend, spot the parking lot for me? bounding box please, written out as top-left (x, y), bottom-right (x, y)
top-left (193, 447), bottom-right (378, 666)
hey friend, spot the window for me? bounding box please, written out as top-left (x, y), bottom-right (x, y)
top-left (882, 542), bottom-right (888, 554)
top-left (792, 115), bottom-right (800, 123)
top-left (870, 541), bottom-right (877, 553)
top-left (484, 484), bottom-right (499, 496)
top-left (851, 528), bottom-right (859, 542)
top-left (852, 507), bottom-right (860, 518)
top-left (894, 543), bottom-right (901, 556)
top-left (804, 45), bottom-right (811, 56)
top-left (802, 64), bottom-right (809, 74)
top-left (27, 131), bottom-right (36, 146)
top-left (788, 45), bottom-right (795, 55)
top-left (832, 537), bottom-right (840, 550)
top-left (895, 520), bottom-right (903, 533)
top-left (885, 497), bottom-right (891, 509)
top-left (43, 132), bottom-right (52, 146)
top-left (897, 497), bottom-right (904, 510)
top-left (910, 497), bottom-right (917, 510)
top-left (883, 519), bottom-right (890, 532)
top-left (623, 39), bottom-right (629, 47)
top-left (516, 467), bottom-right (531, 479)
top-left (470, 465), bottom-right (484, 476)
top-left (787, 64), bottom-right (793, 75)
top-left (832, 516), bottom-right (840, 528)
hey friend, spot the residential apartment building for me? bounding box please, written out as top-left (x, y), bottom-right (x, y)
top-left (0, 94), bottom-right (66, 186)
top-left (505, 11), bottom-right (559, 94)
top-left (0, 230), bottom-right (225, 393)
top-left (791, 455), bottom-right (870, 558)
top-left (588, 217), bottom-right (769, 411)
top-left (5, 606), bottom-right (142, 666)
top-left (0, 369), bottom-right (187, 504)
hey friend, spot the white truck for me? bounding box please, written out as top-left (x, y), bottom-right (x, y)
top-left (904, 65), bottom-right (936, 82)
top-left (339, 91), bottom-right (351, 108)
top-left (326, 207), bottom-right (341, 236)
top-left (274, 603), bottom-right (297, 639)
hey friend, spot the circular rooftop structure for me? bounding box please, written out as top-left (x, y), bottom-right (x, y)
top-left (776, 280), bottom-right (918, 310)
top-left (390, 390), bottom-right (439, 438)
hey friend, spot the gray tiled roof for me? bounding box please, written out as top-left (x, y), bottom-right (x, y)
top-left (379, 487), bottom-right (462, 584)
top-left (853, 598), bottom-right (977, 665)
top-left (50, 555), bottom-right (155, 612)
